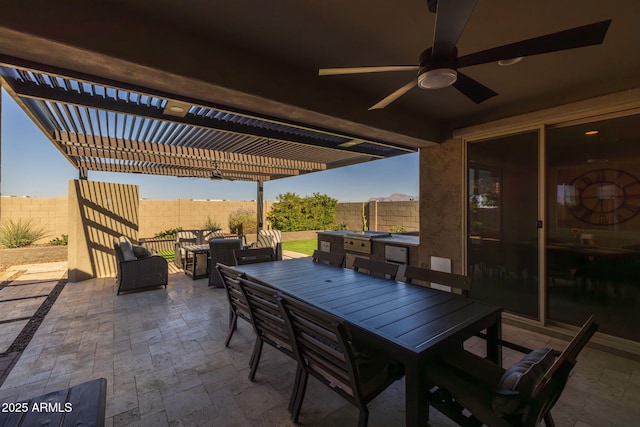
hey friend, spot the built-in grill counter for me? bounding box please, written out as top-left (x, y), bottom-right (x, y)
top-left (317, 230), bottom-right (420, 281)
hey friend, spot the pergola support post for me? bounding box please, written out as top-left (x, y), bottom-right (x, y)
top-left (256, 180), bottom-right (264, 233)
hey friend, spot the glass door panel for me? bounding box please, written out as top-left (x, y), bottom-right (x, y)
top-left (467, 131), bottom-right (539, 319)
top-left (546, 114), bottom-right (640, 341)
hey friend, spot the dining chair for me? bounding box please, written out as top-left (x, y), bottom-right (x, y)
top-left (277, 293), bottom-right (404, 427)
top-left (215, 263), bottom-right (253, 347)
top-left (234, 247), bottom-right (276, 265)
top-left (312, 249), bottom-right (345, 267)
top-left (405, 266), bottom-right (534, 355)
top-left (237, 276), bottom-right (302, 412)
top-left (404, 266), bottom-right (473, 296)
top-left (352, 257), bottom-right (399, 280)
top-left (425, 316), bottom-right (598, 427)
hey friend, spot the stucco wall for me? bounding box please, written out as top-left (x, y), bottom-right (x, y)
top-left (419, 138), bottom-right (464, 272)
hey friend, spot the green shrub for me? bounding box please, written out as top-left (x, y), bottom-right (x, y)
top-left (49, 234), bottom-right (68, 246)
top-left (267, 192), bottom-right (337, 232)
top-left (0, 218), bottom-right (48, 248)
top-left (389, 226), bottom-right (406, 233)
top-left (153, 227), bottom-right (184, 239)
top-left (229, 209), bottom-right (257, 235)
top-left (332, 222), bottom-right (348, 231)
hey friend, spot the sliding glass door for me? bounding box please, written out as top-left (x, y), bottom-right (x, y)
top-left (467, 131), bottom-right (539, 319)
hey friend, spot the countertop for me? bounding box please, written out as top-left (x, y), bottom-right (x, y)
top-left (317, 230), bottom-right (420, 247)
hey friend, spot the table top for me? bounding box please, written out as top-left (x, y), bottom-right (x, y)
top-left (234, 258), bottom-right (502, 356)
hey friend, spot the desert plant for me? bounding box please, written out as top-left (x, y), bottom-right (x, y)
top-left (0, 218), bottom-right (48, 248)
top-left (201, 216), bottom-right (222, 231)
top-left (229, 208), bottom-right (257, 235)
top-left (153, 227), bottom-right (184, 239)
top-left (49, 234), bottom-right (68, 245)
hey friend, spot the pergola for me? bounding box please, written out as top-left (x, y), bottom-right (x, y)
top-left (0, 58), bottom-right (416, 231)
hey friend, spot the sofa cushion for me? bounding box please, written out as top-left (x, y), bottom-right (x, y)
top-left (119, 236), bottom-right (136, 261)
top-left (492, 347), bottom-right (555, 416)
top-left (133, 245), bottom-right (152, 258)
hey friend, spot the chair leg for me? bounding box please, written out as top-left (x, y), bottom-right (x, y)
top-left (248, 338), bottom-right (264, 380)
top-left (291, 371), bottom-right (308, 422)
top-left (288, 365), bottom-right (303, 413)
top-left (358, 408), bottom-right (369, 427)
top-left (224, 312), bottom-right (238, 347)
top-left (544, 413), bottom-right (556, 427)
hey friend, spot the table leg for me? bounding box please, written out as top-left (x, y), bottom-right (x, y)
top-left (405, 362), bottom-right (429, 427)
top-left (486, 315), bottom-right (503, 366)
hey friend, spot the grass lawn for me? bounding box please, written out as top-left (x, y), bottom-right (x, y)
top-left (282, 239), bottom-right (316, 256)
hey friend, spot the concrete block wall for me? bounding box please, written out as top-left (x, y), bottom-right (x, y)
top-left (335, 201), bottom-right (419, 232)
top-left (1, 194), bottom-right (418, 244)
top-left (137, 199), bottom-right (275, 237)
top-left (0, 196), bottom-right (68, 243)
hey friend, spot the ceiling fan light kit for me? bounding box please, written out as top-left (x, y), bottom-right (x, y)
top-left (417, 68), bottom-right (457, 89)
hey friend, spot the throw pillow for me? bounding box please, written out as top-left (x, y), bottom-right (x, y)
top-left (133, 245), bottom-right (152, 258)
top-left (492, 347), bottom-right (555, 416)
top-left (119, 236), bottom-right (136, 261)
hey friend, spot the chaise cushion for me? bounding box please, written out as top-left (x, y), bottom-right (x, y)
top-left (119, 236), bottom-right (136, 261)
top-left (492, 347), bottom-right (555, 416)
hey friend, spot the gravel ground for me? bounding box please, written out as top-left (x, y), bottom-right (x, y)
top-left (0, 245), bottom-right (67, 271)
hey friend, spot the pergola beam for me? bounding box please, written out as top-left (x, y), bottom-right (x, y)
top-left (9, 78), bottom-right (404, 157)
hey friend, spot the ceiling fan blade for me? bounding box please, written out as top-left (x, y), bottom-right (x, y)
top-left (369, 80), bottom-right (417, 110)
top-left (319, 66), bottom-right (418, 76)
top-left (452, 71), bottom-right (498, 104)
top-left (458, 19), bottom-right (612, 68)
top-left (432, 0), bottom-right (478, 59)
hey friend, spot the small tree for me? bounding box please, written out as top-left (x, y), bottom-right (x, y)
top-left (229, 208), bottom-right (257, 235)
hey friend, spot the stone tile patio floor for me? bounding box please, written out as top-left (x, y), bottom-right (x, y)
top-left (0, 255), bottom-right (638, 426)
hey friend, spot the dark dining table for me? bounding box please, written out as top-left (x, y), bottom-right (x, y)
top-left (233, 258), bottom-right (503, 427)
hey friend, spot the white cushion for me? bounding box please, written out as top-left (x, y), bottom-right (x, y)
top-left (119, 236), bottom-right (136, 261)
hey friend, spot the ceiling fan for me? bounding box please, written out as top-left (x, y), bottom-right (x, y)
top-left (318, 0), bottom-right (611, 110)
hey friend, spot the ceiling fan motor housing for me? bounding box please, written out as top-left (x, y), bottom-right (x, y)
top-left (417, 47), bottom-right (458, 90)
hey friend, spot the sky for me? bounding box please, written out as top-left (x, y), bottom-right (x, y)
top-left (0, 89), bottom-right (419, 202)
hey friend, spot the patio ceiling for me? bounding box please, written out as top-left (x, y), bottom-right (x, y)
top-left (0, 62), bottom-right (415, 182)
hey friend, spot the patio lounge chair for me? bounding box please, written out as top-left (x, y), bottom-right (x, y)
top-left (425, 316), bottom-right (598, 427)
top-left (208, 238), bottom-right (243, 287)
top-left (252, 229), bottom-right (283, 260)
top-left (113, 236), bottom-right (168, 295)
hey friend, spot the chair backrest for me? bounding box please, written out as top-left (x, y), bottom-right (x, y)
top-left (404, 266), bottom-right (473, 297)
top-left (523, 316), bottom-right (598, 426)
top-left (237, 276), bottom-right (294, 355)
top-left (312, 250), bottom-right (345, 267)
top-left (277, 294), bottom-right (362, 401)
top-left (254, 229), bottom-right (282, 248)
top-left (216, 263), bottom-right (252, 323)
top-left (353, 257), bottom-right (399, 280)
top-left (234, 247), bottom-right (276, 265)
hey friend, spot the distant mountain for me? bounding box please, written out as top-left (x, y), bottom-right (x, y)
top-left (369, 193), bottom-right (417, 202)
